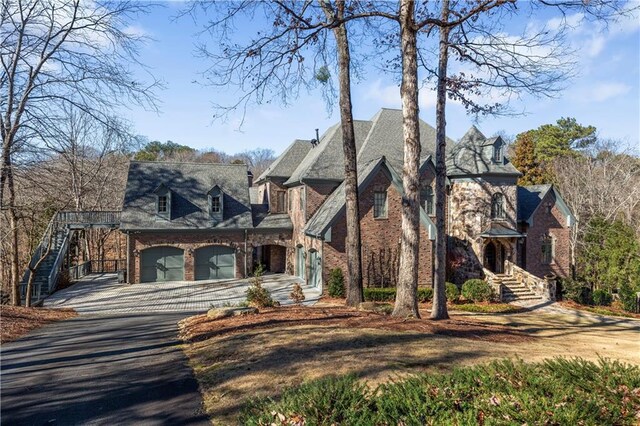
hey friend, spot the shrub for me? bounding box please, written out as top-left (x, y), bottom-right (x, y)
top-left (562, 278), bottom-right (592, 305)
top-left (445, 282), bottom-right (460, 302)
top-left (364, 288), bottom-right (395, 302)
top-left (241, 358), bottom-right (640, 425)
top-left (327, 268), bottom-right (345, 297)
top-left (619, 280), bottom-right (640, 313)
top-left (461, 279), bottom-right (494, 302)
top-left (289, 283), bottom-right (305, 305)
top-left (246, 263), bottom-right (277, 308)
top-left (592, 289), bottom-right (612, 307)
top-left (363, 287), bottom-right (433, 303)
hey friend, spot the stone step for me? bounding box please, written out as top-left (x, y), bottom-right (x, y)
top-left (504, 295), bottom-right (543, 302)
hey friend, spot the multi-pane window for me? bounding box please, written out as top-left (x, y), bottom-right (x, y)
top-left (491, 193), bottom-right (505, 219)
top-left (299, 187), bottom-right (305, 211)
top-left (541, 236), bottom-right (554, 264)
top-left (373, 191), bottom-right (387, 218)
top-left (493, 143), bottom-right (503, 163)
top-left (158, 195), bottom-right (168, 213)
top-left (288, 189), bottom-right (292, 211)
top-left (422, 186), bottom-right (434, 215)
top-left (211, 195), bottom-right (221, 213)
top-left (276, 191), bottom-right (286, 213)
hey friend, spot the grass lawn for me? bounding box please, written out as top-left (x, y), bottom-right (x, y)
top-left (449, 302), bottom-right (528, 314)
top-left (179, 304), bottom-right (640, 424)
top-left (1, 305), bottom-right (77, 343)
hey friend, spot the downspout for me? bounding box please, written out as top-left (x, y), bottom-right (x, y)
top-left (244, 229), bottom-right (248, 278)
top-left (125, 231), bottom-right (130, 284)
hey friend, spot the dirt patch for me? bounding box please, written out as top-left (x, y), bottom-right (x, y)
top-left (179, 305), bottom-right (531, 344)
top-left (1, 305), bottom-right (77, 343)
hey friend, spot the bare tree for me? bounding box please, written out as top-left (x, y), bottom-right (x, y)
top-left (190, 0), bottom-right (367, 306)
top-left (1, 0), bottom-right (159, 305)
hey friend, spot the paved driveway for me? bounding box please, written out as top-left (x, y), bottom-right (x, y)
top-left (44, 273), bottom-right (321, 314)
top-left (2, 274), bottom-right (320, 424)
top-left (1, 312), bottom-right (209, 425)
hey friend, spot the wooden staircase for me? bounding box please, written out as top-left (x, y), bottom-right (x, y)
top-left (496, 273), bottom-right (544, 303)
top-left (20, 211), bottom-right (121, 305)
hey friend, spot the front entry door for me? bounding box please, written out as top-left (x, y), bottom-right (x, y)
top-left (308, 250), bottom-right (320, 288)
top-left (296, 246), bottom-right (305, 280)
top-left (485, 242), bottom-right (497, 273)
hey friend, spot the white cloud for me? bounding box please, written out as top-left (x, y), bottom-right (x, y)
top-left (591, 82), bottom-right (631, 102)
top-left (363, 80), bottom-right (401, 107)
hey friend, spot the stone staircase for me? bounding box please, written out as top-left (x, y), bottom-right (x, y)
top-left (497, 273), bottom-right (544, 303)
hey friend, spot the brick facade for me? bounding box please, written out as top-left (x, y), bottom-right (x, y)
top-left (520, 191), bottom-right (572, 278)
top-left (323, 168), bottom-right (433, 288)
top-left (126, 230), bottom-right (291, 284)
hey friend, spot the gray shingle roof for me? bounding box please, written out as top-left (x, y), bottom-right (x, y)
top-left (255, 139), bottom-right (311, 184)
top-left (480, 222), bottom-right (524, 238)
top-left (251, 204), bottom-right (293, 230)
top-left (284, 120), bottom-right (373, 185)
top-left (447, 126), bottom-right (521, 177)
top-left (304, 156), bottom-right (436, 239)
top-left (517, 184), bottom-right (552, 222)
top-left (120, 161), bottom-right (253, 231)
top-left (357, 108), bottom-right (454, 173)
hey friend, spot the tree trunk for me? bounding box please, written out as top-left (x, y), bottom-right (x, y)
top-left (393, 0), bottom-right (421, 318)
top-left (321, 0), bottom-right (363, 307)
top-left (431, 0), bottom-right (451, 320)
top-left (7, 166), bottom-right (21, 306)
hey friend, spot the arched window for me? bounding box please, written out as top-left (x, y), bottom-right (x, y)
top-left (493, 142), bottom-right (503, 163)
top-left (491, 193), bottom-right (505, 219)
top-left (421, 186), bottom-right (434, 215)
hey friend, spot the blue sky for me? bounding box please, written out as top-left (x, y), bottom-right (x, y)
top-left (126, 2), bottom-right (640, 155)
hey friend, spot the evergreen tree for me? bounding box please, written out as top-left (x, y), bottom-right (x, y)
top-left (535, 117), bottom-right (596, 161)
top-left (512, 131), bottom-right (549, 185)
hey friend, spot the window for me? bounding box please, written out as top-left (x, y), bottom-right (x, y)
top-left (211, 195), bottom-right (221, 213)
top-left (158, 195), bottom-right (168, 213)
top-left (276, 191), bottom-right (286, 213)
top-left (491, 193), bottom-right (505, 219)
top-left (299, 187), bottom-right (305, 211)
top-left (373, 191), bottom-right (387, 218)
top-left (541, 235), bottom-right (554, 264)
top-left (493, 143), bottom-right (503, 163)
top-left (422, 186), bottom-right (434, 215)
top-left (288, 189), bottom-right (292, 211)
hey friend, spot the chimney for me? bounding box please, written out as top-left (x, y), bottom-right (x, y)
top-left (247, 170), bottom-right (254, 187)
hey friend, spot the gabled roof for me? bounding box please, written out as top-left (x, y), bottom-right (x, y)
top-left (357, 108), bottom-right (455, 175)
top-left (255, 139), bottom-right (312, 184)
top-left (446, 126), bottom-right (521, 178)
top-left (120, 161), bottom-right (253, 231)
top-left (251, 204), bottom-right (293, 230)
top-left (517, 184), bottom-right (576, 227)
top-left (304, 156), bottom-right (436, 240)
top-left (517, 184), bottom-right (552, 222)
top-left (284, 120), bottom-right (373, 185)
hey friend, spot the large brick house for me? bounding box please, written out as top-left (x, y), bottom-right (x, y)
top-left (120, 108), bottom-right (574, 294)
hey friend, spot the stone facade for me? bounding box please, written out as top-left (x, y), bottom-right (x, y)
top-left (448, 176), bottom-right (519, 282)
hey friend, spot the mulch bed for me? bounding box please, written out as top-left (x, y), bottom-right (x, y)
top-left (1, 305), bottom-right (77, 343)
top-left (179, 305), bottom-right (532, 344)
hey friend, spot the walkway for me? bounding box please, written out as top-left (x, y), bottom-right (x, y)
top-left (44, 273), bottom-right (322, 314)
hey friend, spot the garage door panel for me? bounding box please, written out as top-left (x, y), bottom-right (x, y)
top-left (194, 246), bottom-right (235, 280)
top-left (140, 247), bottom-right (184, 283)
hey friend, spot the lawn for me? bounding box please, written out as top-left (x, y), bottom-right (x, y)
top-left (1, 305), bottom-right (77, 343)
top-left (179, 304), bottom-right (640, 424)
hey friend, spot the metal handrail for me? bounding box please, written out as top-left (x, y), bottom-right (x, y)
top-left (57, 210), bottom-right (121, 226)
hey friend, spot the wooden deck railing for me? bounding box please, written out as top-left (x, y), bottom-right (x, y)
top-left (57, 211), bottom-right (121, 228)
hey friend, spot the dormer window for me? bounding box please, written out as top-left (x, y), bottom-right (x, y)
top-left (158, 196), bottom-right (168, 213)
top-left (493, 141), bottom-right (503, 163)
top-left (154, 184), bottom-right (171, 219)
top-left (208, 185), bottom-right (224, 221)
top-left (211, 195), bottom-right (221, 213)
top-left (491, 193), bottom-right (505, 220)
